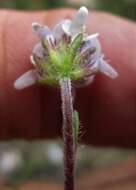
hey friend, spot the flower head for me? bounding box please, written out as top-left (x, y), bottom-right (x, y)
top-left (14, 6), bottom-right (118, 90)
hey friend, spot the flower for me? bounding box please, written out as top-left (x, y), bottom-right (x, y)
top-left (14, 6), bottom-right (118, 90)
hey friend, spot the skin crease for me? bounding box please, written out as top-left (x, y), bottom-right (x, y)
top-left (0, 9), bottom-right (136, 147)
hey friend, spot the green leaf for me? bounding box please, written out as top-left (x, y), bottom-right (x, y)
top-left (69, 33), bottom-right (83, 62)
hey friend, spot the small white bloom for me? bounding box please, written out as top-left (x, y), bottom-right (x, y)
top-left (14, 6), bottom-right (118, 90)
top-left (84, 34), bottom-right (101, 59)
top-left (53, 19), bottom-right (71, 41)
top-left (14, 70), bottom-right (37, 90)
top-left (62, 6), bottom-right (88, 37)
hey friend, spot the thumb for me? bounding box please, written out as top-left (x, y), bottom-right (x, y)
top-left (0, 9), bottom-right (136, 148)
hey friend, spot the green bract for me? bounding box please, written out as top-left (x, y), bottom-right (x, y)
top-left (72, 110), bottom-right (80, 145)
top-left (39, 33), bottom-right (84, 85)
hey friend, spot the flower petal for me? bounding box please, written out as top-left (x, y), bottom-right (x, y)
top-left (85, 34), bottom-right (101, 59)
top-left (86, 33), bottom-right (99, 40)
top-left (99, 58), bottom-right (118, 79)
top-left (32, 22), bottom-right (52, 38)
top-left (84, 60), bottom-right (99, 75)
top-left (80, 34), bottom-right (99, 55)
top-left (14, 70), bottom-right (37, 90)
top-left (30, 55), bottom-right (36, 65)
top-left (53, 19), bottom-right (71, 40)
top-left (46, 34), bottom-right (56, 48)
top-left (61, 20), bottom-right (72, 35)
top-left (33, 43), bottom-right (45, 59)
top-left (69, 6), bottom-right (88, 36)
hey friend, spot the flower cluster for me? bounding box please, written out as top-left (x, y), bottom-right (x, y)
top-left (14, 6), bottom-right (118, 90)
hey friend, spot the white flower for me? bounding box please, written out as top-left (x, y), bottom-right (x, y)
top-left (14, 6), bottom-right (118, 90)
top-left (14, 70), bottom-right (37, 90)
top-left (62, 6), bottom-right (88, 37)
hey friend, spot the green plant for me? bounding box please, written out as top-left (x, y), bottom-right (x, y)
top-left (14, 7), bottom-right (117, 190)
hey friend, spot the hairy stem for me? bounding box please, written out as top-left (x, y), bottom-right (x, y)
top-left (60, 78), bottom-right (75, 190)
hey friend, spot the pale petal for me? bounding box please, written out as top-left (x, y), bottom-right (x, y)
top-left (33, 43), bottom-right (45, 58)
top-left (91, 60), bottom-right (99, 72)
top-left (85, 60), bottom-right (99, 75)
top-left (69, 6), bottom-right (88, 36)
top-left (32, 22), bottom-right (52, 38)
top-left (78, 6), bottom-right (88, 17)
top-left (14, 70), bottom-right (37, 90)
top-left (81, 40), bottom-right (92, 53)
top-left (80, 34), bottom-right (99, 53)
top-left (99, 59), bottom-right (118, 79)
top-left (53, 19), bottom-right (71, 40)
top-left (86, 33), bottom-right (99, 40)
top-left (46, 34), bottom-right (55, 48)
top-left (61, 20), bottom-right (72, 35)
top-left (30, 55), bottom-right (36, 65)
top-left (85, 35), bottom-right (101, 59)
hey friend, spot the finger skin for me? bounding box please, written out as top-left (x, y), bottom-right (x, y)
top-left (0, 9), bottom-right (136, 147)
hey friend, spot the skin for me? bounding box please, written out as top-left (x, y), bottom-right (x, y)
top-left (0, 9), bottom-right (136, 148)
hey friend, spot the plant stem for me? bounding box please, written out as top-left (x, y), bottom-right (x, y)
top-left (60, 77), bottom-right (75, 190)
